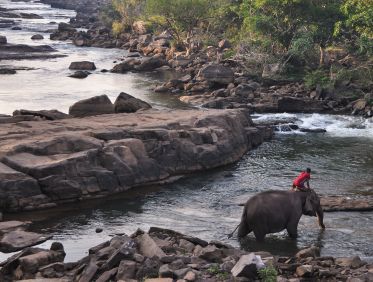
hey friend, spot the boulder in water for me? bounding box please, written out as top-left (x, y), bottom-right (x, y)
top-left (135, 55), bottom-right (167, 72)
top-left (31, 34), bottom-right (44, 40)
top-left (69, 70), bottom-right (91, 79)
top-left (114, 92), bottom-right (152, 113)
top-left (13, 109), bottom-right (69, 120)
top-left (0, 35), bottom-right (7, 44)
top-left (69, 95), bottom-right (114, 117)
top-left (69, 61), bottom-right (96, 70)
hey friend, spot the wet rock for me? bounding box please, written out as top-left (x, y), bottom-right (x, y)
top-left (69, 95), bottom-right (114, 117)
top-left (0, 68), bottom-right (16, 74)
top-left (0, 221), bottom-right (30, 234)
top-left (0, 230), bottom-right (52, 253)
top-left (0, 35), bottom-right (7, 44)
top-left (31, 34), bottom-right (44, 40)
top-left (114, 92), bottom-right (152, 113)
top-left (69, 70), bottom-right (91, 79)
top-left (198, 64), bottom-right (234, 86)
top-left (299, 127), bottom-right (326, 133)
top-left (104, 237), bottom-right (137, 269)
top-left (111, 58), bottom-right (140, 73)
top-left (13, 109), bottom-right (69, 120)
top-left (69, 61), bottom-right (96, 70)
top-left (321, 196), bottom-right (373, 212)
top-left (0, 43), bottom-right (62, 60)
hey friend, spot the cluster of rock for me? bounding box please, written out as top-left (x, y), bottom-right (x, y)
top-left (0, 108), bottom-right (272, 212)
top-left (0, 221), bottom-right (51, 254)
top-left (1, 227), bottom-right (371, 282)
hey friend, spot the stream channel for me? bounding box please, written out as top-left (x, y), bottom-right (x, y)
top-left (0, 0), bottom-right (372, 264)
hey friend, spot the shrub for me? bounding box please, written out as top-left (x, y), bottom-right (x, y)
top-left (304, 69), bottom-right (330, 90)
top-left (258, 265), bottom-right (277, 282)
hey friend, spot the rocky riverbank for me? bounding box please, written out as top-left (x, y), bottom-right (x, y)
top-left (0, 107), bottom-right (272, 213)
top-left (0, 227), bottom-right (372, 281)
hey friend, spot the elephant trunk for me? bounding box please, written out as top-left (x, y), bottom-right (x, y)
top-left (316, 205), bottom-right (325, 229)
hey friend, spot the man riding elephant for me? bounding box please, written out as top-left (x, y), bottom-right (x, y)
top-left (292, 168), bottom-right (311, 192)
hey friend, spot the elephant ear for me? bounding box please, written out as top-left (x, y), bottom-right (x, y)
top-left (303, 192), bottom-right (317, 216)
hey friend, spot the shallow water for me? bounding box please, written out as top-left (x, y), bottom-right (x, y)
top-left (0, 0), bottom-right (187, 115)
top-left (1, 0), bottom-right (372, 265)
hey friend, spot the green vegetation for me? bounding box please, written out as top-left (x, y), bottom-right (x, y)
top-left (258, 265), bottom-right (278, 282)
top-left (101, 0), bottom-right (373, 88)
top-left (207, 264), bottom-right (229, 280)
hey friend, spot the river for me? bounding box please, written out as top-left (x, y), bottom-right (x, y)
top-left (1, 0), bottom-right (372, 264)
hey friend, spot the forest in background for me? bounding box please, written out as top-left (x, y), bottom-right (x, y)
top-left (100, 0), bottom-right (372, 101)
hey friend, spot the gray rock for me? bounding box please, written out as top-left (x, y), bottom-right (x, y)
top-left (0, 35), bottom-right (7, 44)
top-left (0, 68), bottom-right (16, 75)
top-left (69, 70), bottom-right (90, 79)
top-left (231, 253), bottom-right (258, 279)
top-left (116, 260), bottom-right (137, 280)
top-left (135, 55), bottom-right (167, 71)
top-left (0, 230), bottom-right (52, 253)
top-left (295, 246), bottom-right (320, 259)
top-left (69, 61), bottom-right (96, 70)
top-left (278, 97), bottom-right (325, 113)
top-left (295, 265), bottom-right (313, 277)
top-left (31, 34), bottom-right (44, 40)
top-left (198, 245), bottom-right (224, 263)
top-left (111, 58), bottom-right (140, 73)
top-left (159, 264), bottom-right (174, 278)
top-left (198, 64), bottom-right (234, 85)
top-left (78, 261), bottom-right (98, 282)
top-left (105, 237), bottom-right (137, 269)
top-left (69, 95), bottom-right (114, 117)
top-left (114, 92), bottom-right (151, 113)
top-left (96, 267), bottom-right (118, 282)
top-left (136, 233), bottom-right (166, 259)
top-left (13, 109), bottom-right (69, 120)
top-left (335, 256), bottom-right (365, 269)
top-left (136, 257), bottom-right (161, 280)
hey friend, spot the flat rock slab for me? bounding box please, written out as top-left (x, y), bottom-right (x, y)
top-left (0, 230), bottom-right (52, 253)
top-left (0, 220), bottom-right (30, 234)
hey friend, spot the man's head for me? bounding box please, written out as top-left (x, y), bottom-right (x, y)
top-left (306, 168), bottom-right (311, 173)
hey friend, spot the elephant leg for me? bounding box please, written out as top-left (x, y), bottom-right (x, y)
top-left (286, 217), bottom-right (300, 239)
top-left (253, 229), bottom-right (266, 242)
top-left (237, 223), bottom-right (252, 238)
top-left (286, 225), bottom-right (298, 239)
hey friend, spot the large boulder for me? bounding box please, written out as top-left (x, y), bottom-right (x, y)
top-left (278, 97), bottom-right (325, 113)
top-left (114, 92), bottom-right (152, 113)
top-left (198, 64), bottom-right (234, 85)
top-left (0, 35), bottom-right (7, 44)
top-left (69, 95), bottom-right (114, 117)
top-left (111, 58), bottom-right (140, 73)
top-left (31, 34), bottom-right (44, 40)
top-left (69, 61), bottom-right (96, 70)
top-left (135, 55), bottom-right (167, 71)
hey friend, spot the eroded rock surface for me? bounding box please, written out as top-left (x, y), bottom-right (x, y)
top-left (0, 109), bottom-right (272, 212)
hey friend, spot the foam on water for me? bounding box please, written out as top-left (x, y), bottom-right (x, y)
top-left (256, 113), bottom-right (373, 138)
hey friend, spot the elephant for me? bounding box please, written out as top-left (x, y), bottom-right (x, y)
top-left (231, 189), bottom-right (325, 241)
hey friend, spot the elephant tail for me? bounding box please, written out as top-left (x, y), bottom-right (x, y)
top-left (228, 204), bottom-right (248, 239)
top-left (227, 223), bottom-right (240, 239)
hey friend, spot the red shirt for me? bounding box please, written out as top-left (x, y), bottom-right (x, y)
top-left (293, 172), bottom-right (310, 186)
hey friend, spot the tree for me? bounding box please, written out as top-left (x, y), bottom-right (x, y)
top-left (145, 0), bottom-right (217, 53)
top-left (111, 0), bottom-right (145, 33)
top-left (341, 0), bottom-right (373, 38)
